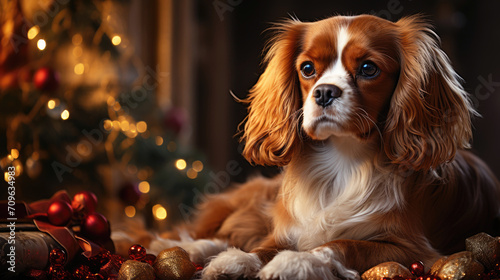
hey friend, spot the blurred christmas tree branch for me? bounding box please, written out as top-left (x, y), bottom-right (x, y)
top-left (0, 0), bottom-right (209, 231)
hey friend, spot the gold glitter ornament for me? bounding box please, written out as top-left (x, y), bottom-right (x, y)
top-left (153, 246), bottom-right (196, 280)
top-left (430, 251), bottom-right (484, 280)
top-left (465, 232), bottom-right (500, 270)
top-left (361, 261), bottom-right (413, 280)
top-left (117, 260), bottom-right (155, 280)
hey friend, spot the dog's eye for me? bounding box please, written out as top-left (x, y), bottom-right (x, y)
top-left (359, 62), bottom-right (379, 78)
top-left (300, 62), bottom-right (316, 78)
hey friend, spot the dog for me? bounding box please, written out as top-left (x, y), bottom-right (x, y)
top-left (152, 14), bottom-right (500, 280)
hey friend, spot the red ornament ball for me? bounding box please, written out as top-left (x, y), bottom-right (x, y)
top-left (47, 200), bottom-right (73, 226)
top-left (410, 261), bottom-right (425, 276)
top-left (81, 213), bottom-right (110, 241)
top-left (33, 67), bottom-right (60, 92)
top-left (143, 254), bottom-right (156, 265)
top-left (128, 244), bottom-right (147, 261)
top-left (72, 191), bottom-right (98, 214)
top-left (49, 248), bottom-right (67, 266)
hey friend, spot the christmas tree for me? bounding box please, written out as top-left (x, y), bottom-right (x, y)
top-left (0, 0), bottom-right (209, 230)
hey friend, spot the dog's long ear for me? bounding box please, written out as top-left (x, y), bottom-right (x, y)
top-left (384, 15), bottom-right (476, 171)
top-left (240, 20), bottom-right (305, 166)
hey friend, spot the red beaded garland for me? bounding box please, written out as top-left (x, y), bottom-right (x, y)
top-left (23, 269), bottom-right (47, 279)
top-left (89, 249), bottom-right (112, 268)
top-left (112, 254), bottom-right (126, 265)
top-left (410, 261), bottom-right (425, 276)
top-left (49, 248), bottom-right (67, 266)
top-left (128, 244), bottom-right (147, 261)
top-left (99, 255), bottom-right (122, 278)
top-left (85, 273), bottom-right (105, 280)
top-left (74, 264), bottom-right (91, 280)
top-left (48, 265), bottom-right (70, 279)
top-left (47, 200), bottom-right (73, 226)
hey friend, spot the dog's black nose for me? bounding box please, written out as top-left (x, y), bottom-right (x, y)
top-left (313, 84), bottom-right (342, 108)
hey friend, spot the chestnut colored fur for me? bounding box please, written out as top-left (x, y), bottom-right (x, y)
top-left (179, 15), bottom-right (500, 279)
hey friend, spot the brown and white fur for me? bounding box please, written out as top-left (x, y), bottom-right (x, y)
top-left (152, 15), bottom-right (500, 280)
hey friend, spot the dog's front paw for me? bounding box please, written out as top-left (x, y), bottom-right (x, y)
top-left (202, 248), bottom-right (261, 280)
top-left (258, 250), bottom-right (336, 280)
top-left (311, 247), bottom-right (360, 280)
top-left (258, 248), bottom-right (360, 280)
top-left (182, 239), bottom-right (228, 264)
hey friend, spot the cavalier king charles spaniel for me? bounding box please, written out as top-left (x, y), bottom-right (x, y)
top-left (153, 14), bottom-right (500, 280)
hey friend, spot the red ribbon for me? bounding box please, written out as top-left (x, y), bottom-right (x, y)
top-left (1, 190), bottom-right (107, 264)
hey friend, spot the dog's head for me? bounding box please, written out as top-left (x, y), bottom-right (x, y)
top-left (241, 15), bottom-right (475, 171)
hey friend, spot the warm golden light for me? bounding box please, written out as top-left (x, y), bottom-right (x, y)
top-left (136, 121), bottom-right (147, 133)
top-left (138, 181), bottom-right (150, 193)
top-left (111, 35), bottom-right (122, 46)
top-left (187, 168), bottom-right (198, 179)
top-left (155, 136), bottom-right (164, 146)
top-left (192, 160), bottom-right (204, 172)
top-left (47, 99), bottom-right (56, 109)
top-left (13, 160), bottom-right (22, 176)
top-left (77, 142), bottom-right (91, 156)
top-left (61, 110), bottom-right (70, 120)
top-left (4, 172), bottom-right (10, 182)
top-left (127, 130), bottom-right (138, 139)
top-left (153, 204), bottom-right (167, 220)
top-left (175, 159), bottom-right (187, 170)
top-left (120, 120), bottom-right (130, 131)
top-left (74, 63), bottom-right (84, 75)
top-left (124, 206), bottom-right (136, 218)
top-left (27, 26), bottom-right (40, 40)
top-left (10, 149), bottom-right (19, 159)
top-left (103, 119), bottom-right (113, 131)
top-left (112, 120), bottom-right (120, 130)
top-left (37, 39), bottom-right (46, 50)
top-left (73, 46), bottom-right (83, 57)
top-left (137, 169), bottom-right (148, 180)
top-left (107, 96), bottom-right (115, 106)
top-left (72, 34), bottom-right (83, 45)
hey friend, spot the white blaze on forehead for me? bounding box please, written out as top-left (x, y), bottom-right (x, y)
top-left (336, 25), bottom-right (350, 61)
top-left (302, 23), bottom-right (355, 140)
top-left (314, 25), bottom-right (351, 87)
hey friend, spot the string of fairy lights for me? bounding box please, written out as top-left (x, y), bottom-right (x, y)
top-left (1, 1), bottom-right (206, 224)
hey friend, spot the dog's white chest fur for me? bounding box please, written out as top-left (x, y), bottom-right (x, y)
top-left (281, 137), bottom-right (404, 251)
